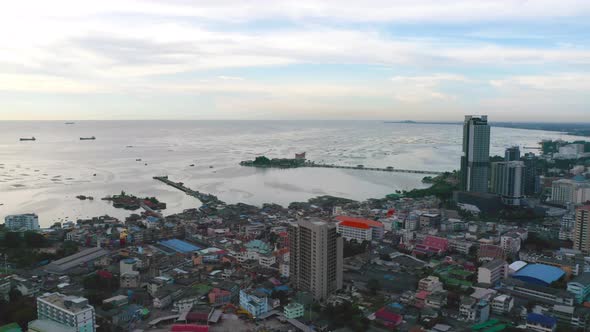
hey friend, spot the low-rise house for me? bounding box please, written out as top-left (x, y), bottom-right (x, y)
top-left (491, 294), bottom-right (514, 314)
top-left (459, 297), bottom-right (490, 323)
top-left (425, 292), bottom-right (447, 310)
top-left (239, 289), bottom-right (269, 318)
top-left (567, 272), bottom-right (590, 304)
top-left (418, 276), bottom-right (443, 293)
top-left (284, 302), bottom-right (304, 319)
top-left (478, 259), bottom-right (508, 285)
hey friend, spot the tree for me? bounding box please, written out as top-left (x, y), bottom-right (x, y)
top-left (3, 232), bottom-right (20, 248)
top-left (24, 231), bottom-right (47, 248)
top-left (367, 278), bottom-right (381, 295)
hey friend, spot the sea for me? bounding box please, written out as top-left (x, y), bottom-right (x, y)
top-left (0, 120), bottom-right (580, 227)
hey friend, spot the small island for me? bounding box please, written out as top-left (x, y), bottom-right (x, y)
top-left (102, 191), bottom-right (166, 210)
top-left (240, 154), bottom-right (308, 168)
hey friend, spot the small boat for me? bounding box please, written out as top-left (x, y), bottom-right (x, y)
top-left (65, 122), bottom-right (75, 125)
top-left (80, 136), bottom-right (96, 140)
top-left (20, 137), bottom-right (36, 141)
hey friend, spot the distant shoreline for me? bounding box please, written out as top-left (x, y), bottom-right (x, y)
top-left (384, 121), bottom-right (590, 137)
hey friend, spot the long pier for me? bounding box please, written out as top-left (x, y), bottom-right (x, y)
top-left (304, 163), bottom-right (443, 175)
top-left (153, 176), bottom-right (225, 207)
top-left (240, 160), bottom-right (444, 175)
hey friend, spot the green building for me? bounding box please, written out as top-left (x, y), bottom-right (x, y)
top-left (284, 302), bottom-right (305, 319)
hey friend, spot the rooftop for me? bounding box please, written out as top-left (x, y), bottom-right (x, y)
top-left (512, 264), bottom-right (565, 286)
top-left (38, 293), bottom-right (92, 314)
top-left (335, 216), bottom-right (384, 228)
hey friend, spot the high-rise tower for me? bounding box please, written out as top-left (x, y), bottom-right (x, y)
top-left (289, 219), bottom-right (343, 301)
top-left (460, 115), bottom-right (491, 193)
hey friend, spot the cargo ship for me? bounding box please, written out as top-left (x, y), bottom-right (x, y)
top-left (80, 136), bottom-right (96, 140)
top-left (20, 137), bottom-right (36, 141)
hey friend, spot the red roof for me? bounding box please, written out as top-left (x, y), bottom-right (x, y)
top-left (339, 220), bottom-right (371, 230)
top-left (170, 325), bottom-right (209, 332)
top-left (335, 216), bottom-right (383, 228)
top-left (375, 308), bottom-right (403, 325)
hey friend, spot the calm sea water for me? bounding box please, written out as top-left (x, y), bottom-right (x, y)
top-left (0, 121), bottom-right (580, 227)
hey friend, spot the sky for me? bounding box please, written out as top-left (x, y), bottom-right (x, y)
top-left (1, 0), bottom-right (589, 121)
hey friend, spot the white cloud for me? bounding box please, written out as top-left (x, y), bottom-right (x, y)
top-left (389, 74), bottom-right (468, 102)
top-left (490, 74), bottom-right (590, 91)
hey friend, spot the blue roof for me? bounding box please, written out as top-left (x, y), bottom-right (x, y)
top-left (159, 239), bottom-right (201, 253)
top-left (512, 264), bottom-right (564, 286)
top-left (527, 313), bottom-right (556, 327)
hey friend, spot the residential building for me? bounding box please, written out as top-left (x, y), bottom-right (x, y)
top-left (491, 294), bottom-right (513, 314)
top-left (36, 293), bottom-right (95, 332)
top-left (27, 319), bottom-right (76, 332)
top-left (459, 297), bottom-right (490, 323)
top-left (478, 259), bottom-right (508, 285)
top-left (567, 273), bottom-right (590, 304)
top-left (120, 271), bottom-right (140, 288)
top-left (4, 213), bottom-right (39, 230)
top-left (551, 177), bottom-right (590, 205)
top-left (208, 288), bottom-right (231, 306)
top-left (283, 302), bottom-right (304, 319)
top-left (500, 232), bottom-right (521, 256)
top-left (239, 289), bottom-right (269, 318)
top-left (504, 146), bottom-right (520, 162)
top-left (418, 276), bottom-right (443, 293)
top-left (448, 239), bottom-right (473, 255)
top-left (460, 115), bottom-right (491, 193)
top-left (288, 219), bottom-right (343, 300)
top-left (424, 292), bottom-right (447, 310)
top-left (574, 206), bottom-right (590, 254)
top-left (491, 161), bottom-right (525, 206)
top-left (523, 153), bottom-right (539, 196)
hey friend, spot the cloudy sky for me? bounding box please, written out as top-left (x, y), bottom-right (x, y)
top-left (1, 0), bottom-right (589, 121)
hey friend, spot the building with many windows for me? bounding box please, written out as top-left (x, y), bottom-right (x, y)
top-left (460, 115), bottom-right (491, 193)
top-left (239, 289), bottom-right (269, 318)
top-left (283, 302), bottom-right (304, 319)
top-left (4, 213), bottom-right (39, 230)
top-left (567, 273), bottom-right (590, 304)
top-left (335, 216), bottom-right (384, 241)
top-left (289, 219), bottom-right (343, 301)
top-left (574, 206), bottom-right (590, 254)
top-left (36, 293), bottom-right (96, 332)
top-left (491, 161), bottom-right (525, 206)
top-left (478, 259), bottom-right (508, 285)
top-left (551, 177), bottom-right (590, 206)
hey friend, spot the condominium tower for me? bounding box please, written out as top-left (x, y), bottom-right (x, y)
top-left (288, 219), bottom-right (343, 301)
top-left (573, 206), bottom-right (590, 254)
top-left (461, 115), bottom-right (491, 193)
top-left (491, 161), bottom-right (525, 206)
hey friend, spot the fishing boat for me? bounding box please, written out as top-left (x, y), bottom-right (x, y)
top-left (20, 137), bottom-right (36, 141)
top-left (80, 136), bottom-right (96, 140)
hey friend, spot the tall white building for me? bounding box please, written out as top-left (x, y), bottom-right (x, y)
top-left (4, 213), bottom-right (39, 230)
top-left (37, 293), bottom-right (96, 332)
